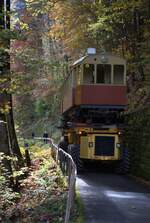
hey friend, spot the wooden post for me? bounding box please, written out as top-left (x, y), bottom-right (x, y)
top-left (24, 143), bottom-right (31, 167)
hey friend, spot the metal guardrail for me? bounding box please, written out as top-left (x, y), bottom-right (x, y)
top-left (32, 137), bottom-right (77, 223)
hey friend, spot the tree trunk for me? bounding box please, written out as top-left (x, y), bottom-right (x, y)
top-left (0, 113), bottom-right (13, 185)
top-left (6, 94), bottom-right (24, 166)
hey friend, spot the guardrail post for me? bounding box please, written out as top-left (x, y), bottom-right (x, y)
top-left (24, 143), bottom-right (31, 167)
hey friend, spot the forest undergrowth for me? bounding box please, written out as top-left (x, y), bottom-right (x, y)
top-left (0, 145), bottom-right (82, 223)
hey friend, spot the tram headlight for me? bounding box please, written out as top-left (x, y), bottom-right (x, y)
top-left (78, 131), bottom-right (87, 136)
top-left (118, 131), bottom-right (122, 136)
top-left (116, 143), bottom-right (121, 148)
top-left (89, 142), bottom-right (93, 148)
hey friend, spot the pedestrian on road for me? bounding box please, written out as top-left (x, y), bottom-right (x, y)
top-left (43, 131), bottom-right (48, 144)
top-left (32, 132), bottom-right (35, 139)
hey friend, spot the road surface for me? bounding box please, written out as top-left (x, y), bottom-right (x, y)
top-left (77, 169), bottom-right (150, 223)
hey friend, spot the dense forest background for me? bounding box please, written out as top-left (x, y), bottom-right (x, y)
top-left (0, 0), bottom-right (150, 180)
top-left (12, 0), bottom-right (150, 135)
top-left (13, 0), bottom-right (150, 179)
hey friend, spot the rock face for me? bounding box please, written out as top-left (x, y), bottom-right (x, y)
top-left (125, 106), bottom-right (150, 180)
top-left (127, 61), bottom-right (150, 112)
top-left (125, 67), bottom-right (150, 180)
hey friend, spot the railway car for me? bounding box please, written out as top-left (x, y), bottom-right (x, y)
top-left (60, 49), bottom-right (129, 173)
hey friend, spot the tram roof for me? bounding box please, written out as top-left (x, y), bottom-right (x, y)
top-left (72, 53), bottom-right (126, 67)
top-left (72, 56), bottom-right (87, 66)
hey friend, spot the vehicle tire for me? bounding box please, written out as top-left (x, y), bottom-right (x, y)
top-left (68, 144), bottom-right (83, 173)
top-left (116, 148), bottom-right (130, 174)
top-left (58, 139), bottom-right (68, 153)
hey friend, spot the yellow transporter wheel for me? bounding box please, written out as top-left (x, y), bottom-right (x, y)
top-left (68, 144), bottom-right (83, 173)
top-left (116, 148), bottom-right (130, 174)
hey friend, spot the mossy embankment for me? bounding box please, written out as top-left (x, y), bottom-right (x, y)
top-left (1, 143), bottom-right (84, 222)
top-left (125, 106), bottom-right (150, 180)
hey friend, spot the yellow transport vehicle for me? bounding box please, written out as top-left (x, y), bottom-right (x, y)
top-left (59, 49), bottom-right (129, 173)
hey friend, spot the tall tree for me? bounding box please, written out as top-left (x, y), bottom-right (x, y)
top-left (0, 0), bottom-right (13, 180)
top-left (0, 0), bottom-right (23, 168)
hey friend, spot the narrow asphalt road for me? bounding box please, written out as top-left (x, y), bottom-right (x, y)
top-left (77, 170), bottom-right (150, 223)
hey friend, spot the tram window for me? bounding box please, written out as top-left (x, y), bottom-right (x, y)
top-left (114, 65), bottom-right (124, 84)
top-left (74, 67), bottom-right (80, 85)
top-left (83, 64), bottom-right (94, 84)
top-left (72, 69), bottom-right (77, 87)
top-left (97, 64), bottom-right (111, 84)
top-left (77, 66), bottom-right (82, 85)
